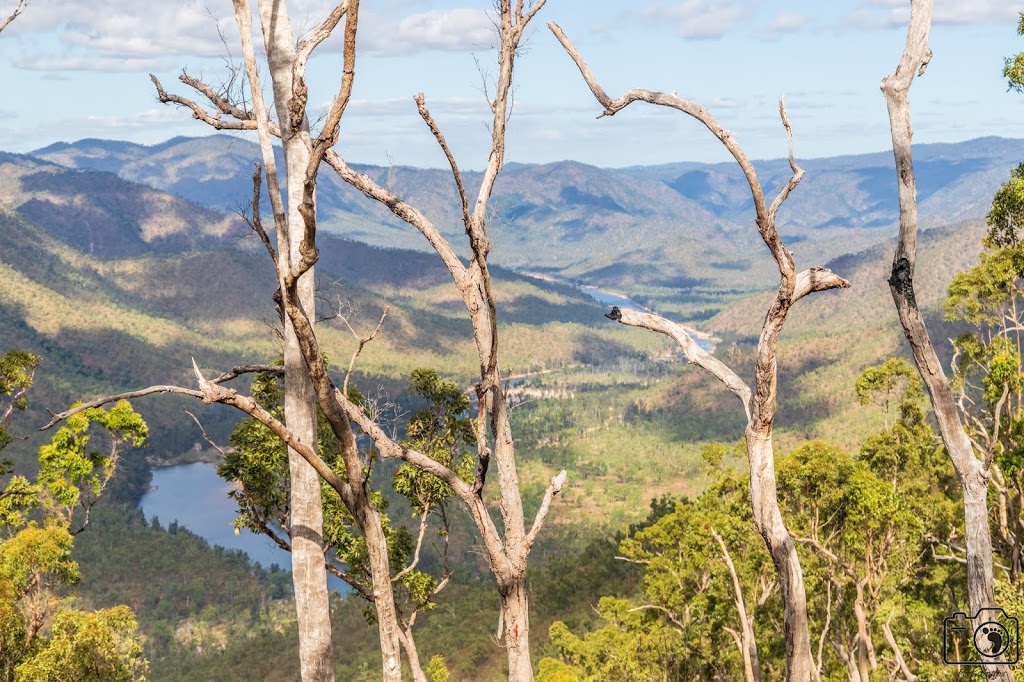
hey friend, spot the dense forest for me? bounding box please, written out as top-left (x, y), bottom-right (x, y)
top-left (3, 0), bottom-right (1024, 681)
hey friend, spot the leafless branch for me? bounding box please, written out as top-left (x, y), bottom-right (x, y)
top-left (882, 610), bottom-right (918, 682)
top-left (524, 469), bottom-right (567, 550)
top-left (793, 267), bottom-right (852, 303)
top-left (151, 74), bottom-right (256, 131)
top-left (323, 150), bottom-right (467, 282)
top-left (609, 307), bottom-right (753, 420)
top-left (415, 93), bottom-right (471, 233)
top-left (180, 70), bottom-right (254, 122)
top-left (0, 0), bottom-right (25, 35)
top-left (628, 603), bottom-right (687, 632)
top-left (230, 0), bottom-right (289, 241)
top-left (767, 97), bottom-right (804, 222)
top-left (341, 305), bottom-right (389, 396)
top-left (183, 409), bottom-right (228, 457)
top-left (392, 508), bottom-right (431, 584)
top-left (247, 163), bottom-right (277, 264)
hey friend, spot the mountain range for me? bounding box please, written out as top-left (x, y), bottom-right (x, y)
top-left (31, 135), bottom-right (1024, 308)
top-left (1, 134), bottom-right (1020, 465)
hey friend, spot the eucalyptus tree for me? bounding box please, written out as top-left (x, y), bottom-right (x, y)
top-left (879, 3), bottom-right (1012, 679)
top-left (547, 22), bottom-right (850, 682)
top-left (944, 165), bottom-right (1024, 582)
top-left (1004, 11), bottom-right (1024, 93)
top-left (46, 1), bottom-right (565, 679)
top-left (0, 351), bottom-right (150, 682)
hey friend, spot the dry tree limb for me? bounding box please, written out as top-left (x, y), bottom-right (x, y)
top-left (549, 21), bottom-right (851, 682)
top-left (0, 0), bottom-right (24, 35)
top-left (880, 3), bottom-right (1008, 679)
top-left (415, 93), bottom-right (471, 232)
top-left (341, 305), bottom-right (389, 396)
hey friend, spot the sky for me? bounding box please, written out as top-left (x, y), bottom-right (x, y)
top-left (0, 0), bottom-right (1021, 169)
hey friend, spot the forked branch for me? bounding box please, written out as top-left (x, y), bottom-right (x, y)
top-left (547, 21), bottom-right (807, 277)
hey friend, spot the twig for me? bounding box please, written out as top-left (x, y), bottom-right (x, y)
top-left (342, 306), bottom-right (390, 396)
top-left (183, 409), bottom-right (227, 457)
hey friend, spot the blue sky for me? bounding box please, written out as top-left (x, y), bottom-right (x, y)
top-left (0, 0), bottom-right (1021, 169)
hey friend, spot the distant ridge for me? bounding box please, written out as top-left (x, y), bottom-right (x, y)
top-left (21, 134), bottom-right (1024, 305)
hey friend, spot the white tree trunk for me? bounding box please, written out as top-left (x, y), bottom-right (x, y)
top-left (880, 2), bottom-right (1010, 679)
top-left (499, 574), bottom-right (533, 681)
top-left (747, 431), bottom-right (812, 682)
top-left (254, 2), bottom-right (334, 678)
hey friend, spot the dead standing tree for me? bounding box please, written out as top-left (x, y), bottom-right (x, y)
top-left (880, 2), bottom-right (1011, 680)
top-left (548, 23), bottom-right (851, 682)
top-left (312, 2), bottom-right (567, 679)
top-left (48, 0), bottom-right (563, 679)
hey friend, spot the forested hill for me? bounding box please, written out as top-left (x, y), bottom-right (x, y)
top-left (0, 151), bottom-right (656, 480)
top-left (32, 135), bottom-right (1024, 302)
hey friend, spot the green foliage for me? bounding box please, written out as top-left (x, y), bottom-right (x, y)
top-left (0, 357), bottom-right (149, 681)
top-left (393, 368), bottom-right (475, 514)
top-left (1005, 12), bottom-right (1024, 93)
top-left (0, 350), bottom-right (39, 456)
top-left (14, 606), bottom-right (148, 682)
top-left (37, 400), bottom-right (147, 525)
top-left (986, 164), bottom-right (1024, 249)
top-left (546, 471), bottom-right (779, 681)
top-left (425, 654), bottom-right (450, 682)
top-left (221, 365), bottom-right (472, 627)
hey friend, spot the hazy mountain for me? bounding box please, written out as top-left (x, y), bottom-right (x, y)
top-left (31, 135), bottom-right (1024, 305)
top-left (0, 154), bottom-right (649, 468)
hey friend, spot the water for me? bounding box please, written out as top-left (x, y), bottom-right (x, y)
top-left (581, 286), bottom-right (653, 313)
top-left (139, 462), bottom-right (348, 592)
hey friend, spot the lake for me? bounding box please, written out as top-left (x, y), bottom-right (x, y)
top-left (138, 462), bottom-right (348, 592)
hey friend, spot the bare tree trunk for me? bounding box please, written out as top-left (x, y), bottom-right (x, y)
top-left (881, 614), bottom-right (917, 682)
top-left (853, 581), bottom-right (871, 682)
top-left (397, 626), bottom-right (429, 682)
top-left (241, 1), bottom-right (335, 678)
top-left (834, 642), bottom-right (860, 682)
top-left (357, 501), bottom-right (403, 681)
top-left (499, 574), bottom-right (533, 681)
top-left (548, 23), bottom-right (854, 681)
top-left (747, 432), bottom-right (811, 682)
top-left (880, 3), bottom-right (1010, 680)
top-left (713, 528), bottom-right (762, 682)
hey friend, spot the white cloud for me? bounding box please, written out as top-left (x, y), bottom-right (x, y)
top-left (849, 0), bottom-right (1019, 29)
top-left (642, 1), bottom-right (747, 40)
top-left (767, 12), bottom-right (811, 34)
top-left (14, 54), bottom-right (173, 72)
top-left (359, 8), bottom-right (496, 55)
top-left (9, 2), bottom-right (497, 73)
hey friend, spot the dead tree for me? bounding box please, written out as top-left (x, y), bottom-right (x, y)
top-left (880, 2), bottom-right (1011, 680)
top-left (51, 1), bottom-right (563, 679)
top-left (548, 22), bottom-right (850, 682)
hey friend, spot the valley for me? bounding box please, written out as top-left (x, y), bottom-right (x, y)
top-left (0, 134), bottom-right (1017, 679)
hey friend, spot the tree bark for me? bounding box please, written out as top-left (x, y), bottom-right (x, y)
top-left (356, 500), bottom-right (403, 681)
top-left (712, 528), bottom-right (762, 682)
top-left (880, 3), bottom-right (1010, 679)
top-left (499, 574), bottom-right (533, 682)
top-left (250, 1), bottom-right (334, 679)
top-left (747, 431), bottom-right (812, 682)
top-left (853, 581), bottom-right (870, 682)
